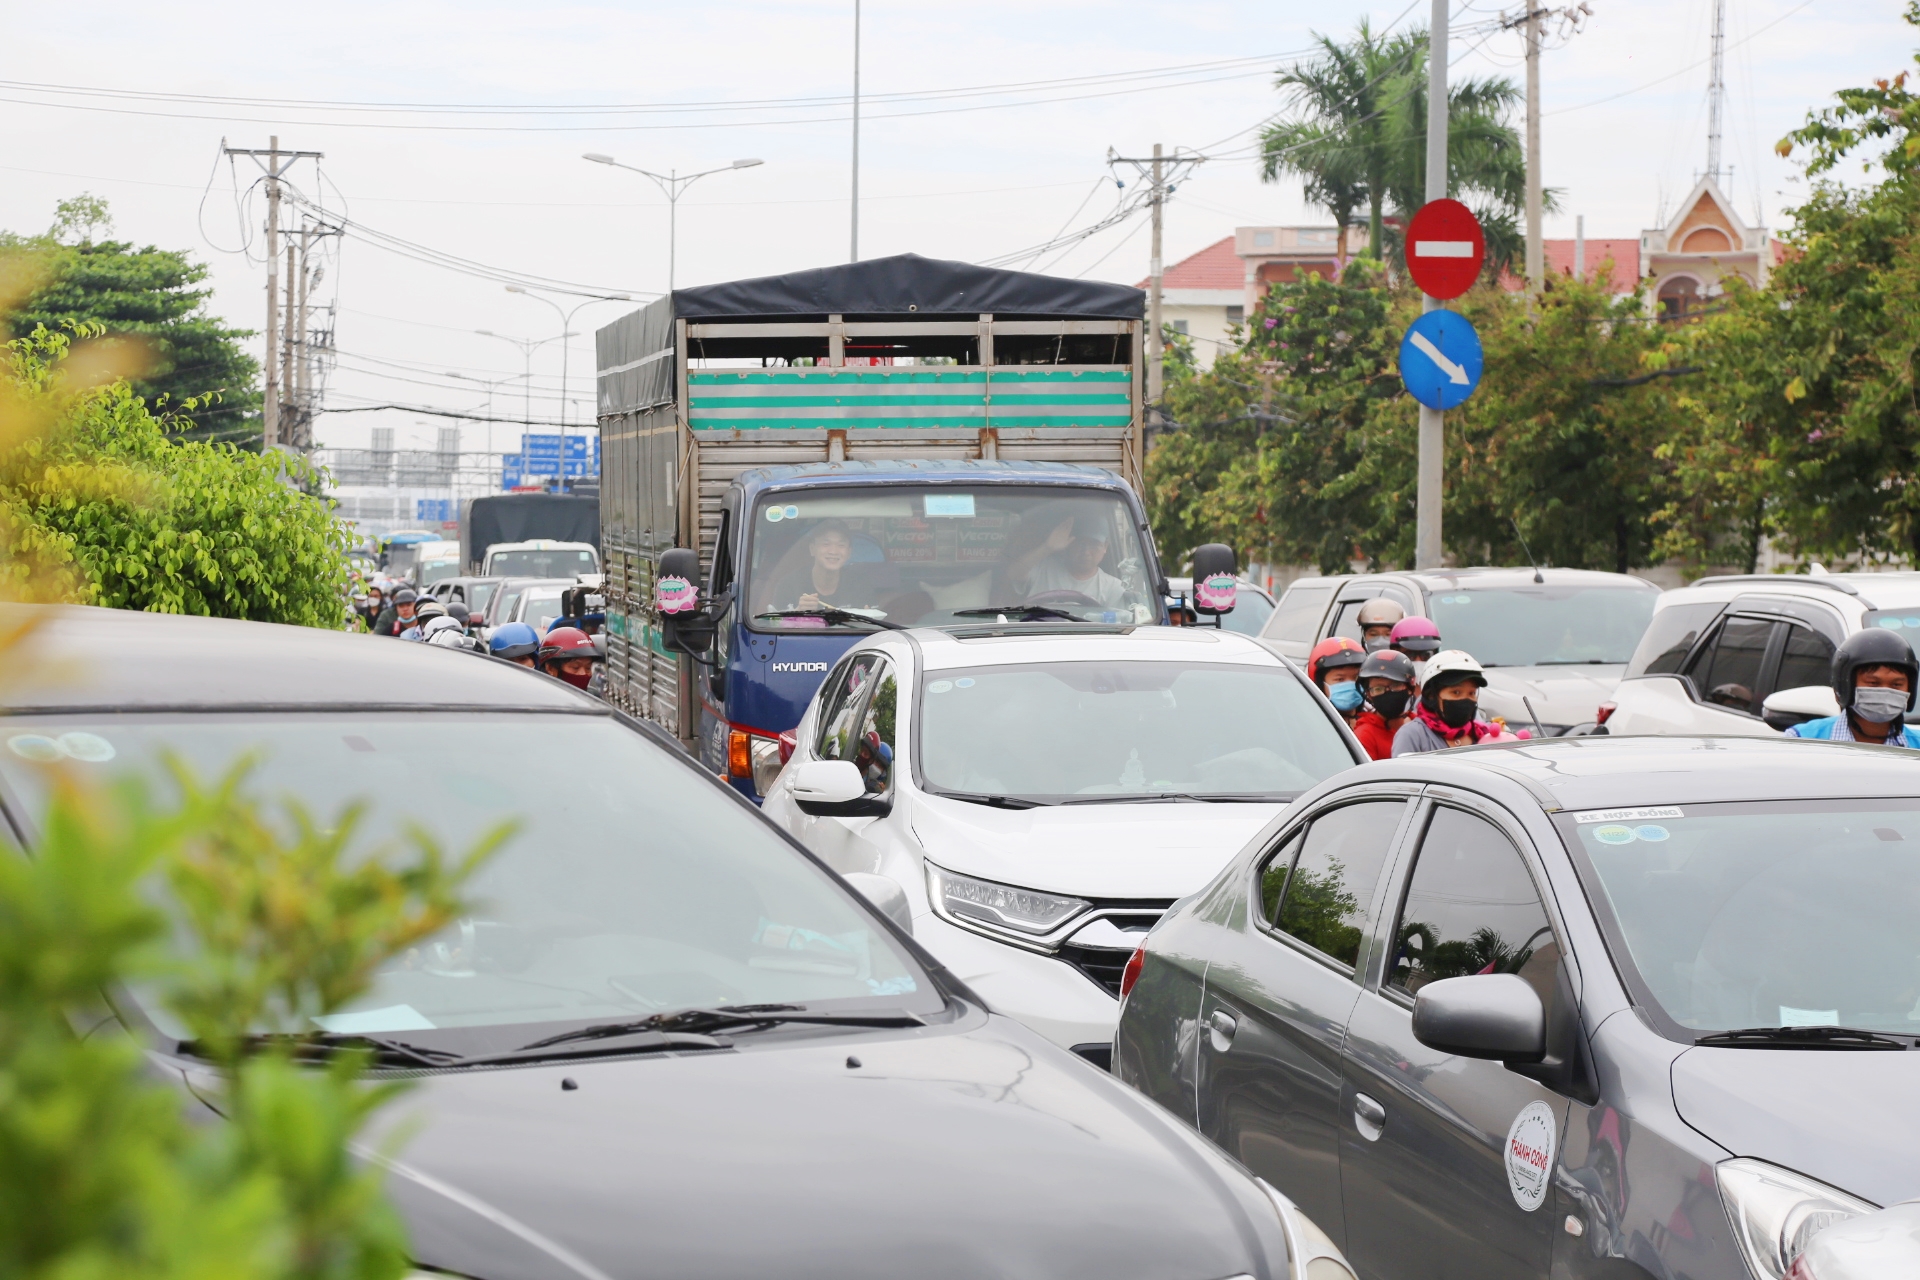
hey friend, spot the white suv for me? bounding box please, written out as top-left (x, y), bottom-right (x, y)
top-left (1603, 572), bottom-right (1920, 736)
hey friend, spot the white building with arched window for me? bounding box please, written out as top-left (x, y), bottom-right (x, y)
top-left (1640, 177), bottom-right (1780, 320)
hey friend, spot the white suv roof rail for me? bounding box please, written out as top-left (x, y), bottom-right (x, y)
top-left (1691, 573), bottom-right (1867, 601)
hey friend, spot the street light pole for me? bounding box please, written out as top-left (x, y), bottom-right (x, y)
top-left (476, 329), bottom-right (572, 488)
top-left (582, 154), bottom-right (764, 293)
top-left (504, 288), bottom-right (630, 494)
top-left (445, 370), bottom-right (532, 481)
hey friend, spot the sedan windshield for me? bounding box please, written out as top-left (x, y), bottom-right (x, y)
top-left (1427, 585), bottom-right (1656, 667)
top-left (0, 715), bottom-right (931, 1046)
top-left (917, 661), bottom-right (1355, 803)
top-left (1563, 801), bottom-right (1920, 1037)
top-left (748, 486), bottom-right (1157, 630)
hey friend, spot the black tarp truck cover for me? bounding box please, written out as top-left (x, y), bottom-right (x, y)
top-left (595, 252), bottom-right (1147, 737)
top-left (463, 494), bottom-right (600, 572)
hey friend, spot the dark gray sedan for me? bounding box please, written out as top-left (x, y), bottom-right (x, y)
top-left (1115, 736), bottom-right (1920, 1280)
top-left (1, 605), bottom-right (1352, 1280)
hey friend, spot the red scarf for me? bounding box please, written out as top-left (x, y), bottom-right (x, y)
top-left (1413, 700), bottom-right (1499, 745)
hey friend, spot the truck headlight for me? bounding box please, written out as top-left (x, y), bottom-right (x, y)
top-left (1718, 1157), bottom-right (1877, 1280)
top-left (925, 864), bottom-right (1088, 939)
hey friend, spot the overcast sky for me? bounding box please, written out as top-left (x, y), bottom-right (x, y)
top-left (1, 0), bottom-right (1910, 453)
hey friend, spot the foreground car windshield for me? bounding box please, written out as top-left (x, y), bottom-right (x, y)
top-left (1427, 585), bottom-right (1656, 666)
top-left (917, 660), bottom-right (1353, 802)
top-left (0, 715), bottom-right (931, 1044)
top-left (748, 486), bottom-right (1156, 630)
top-left (1561, 800), bottom-right (1920, 1037)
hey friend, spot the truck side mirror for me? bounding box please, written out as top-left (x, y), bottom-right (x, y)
top-left (657, 547), bottom-right (717, 655)
top-left (1190, 543), bottom-right (1238, 617)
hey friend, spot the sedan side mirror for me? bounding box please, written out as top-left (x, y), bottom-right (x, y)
top-left (1411, 974), bottom-right (1546, 1064)
top-left (791, 760), bottom-right (890, 818)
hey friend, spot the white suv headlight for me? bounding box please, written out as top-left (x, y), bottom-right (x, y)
top-left (1718, 1157), bottom-right (1878, 1280)
top-left (925, 864), bottom-right (1089, 940)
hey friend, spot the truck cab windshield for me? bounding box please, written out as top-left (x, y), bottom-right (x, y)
top-left (747, 487), bottom-right (1156, 630)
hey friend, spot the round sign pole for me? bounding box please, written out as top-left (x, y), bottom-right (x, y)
top-left (1415, 0), bottom-right (1451, 572)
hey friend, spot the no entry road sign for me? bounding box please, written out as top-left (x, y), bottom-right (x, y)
top-left (1399, 310), bottom-right (1484, 410)
top-left (1405, 199), bottom-right (1486, 300)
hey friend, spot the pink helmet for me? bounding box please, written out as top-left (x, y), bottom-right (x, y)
top-left (1389, 615), bottom-right (1442, 658)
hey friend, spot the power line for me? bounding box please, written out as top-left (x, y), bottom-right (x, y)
top-left (1545, 0), bottom-right (1812, 117)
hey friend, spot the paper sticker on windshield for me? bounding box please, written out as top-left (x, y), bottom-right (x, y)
top-left (765, 506), bottom-right (785, 522)
top-left (1573, 806), bottom-right (1683, 824)
top-left (1505, 1101), bottom-right (1557, 1212)
top-left (1593, 825), bottom-right (1636, 845)
top-left (6, 735), bottom-right (62, 762)
top-left (924, 494), bottom-right (975, 518)
top-left (1634, 825), bottom-right (1669, 842)
top-left (57, 733), bottom-right (115, 762)
top-left (927, 680), bottom-right (953, 694)
top-left (955, 677), bottom-right (975, 688)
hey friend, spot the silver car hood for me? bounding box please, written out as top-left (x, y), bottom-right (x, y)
top-left (1479, 664), bottom-right (1625, 730)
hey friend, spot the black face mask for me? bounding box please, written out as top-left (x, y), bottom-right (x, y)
top-left (1369, 688), bottom-right (1411, 720)
top-left (1439, 697), bottom-right (1479, 729)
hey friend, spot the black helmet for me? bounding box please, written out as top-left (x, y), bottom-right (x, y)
top-left (445, 600), bottom-right (471, 624)
top-left (392, 587), bottom-right (418, 605)
top-left (412, 599), bottom-right (447, 623)
top-left (1832, 628), bottom-right (1919, 712)
top-left (1358, 649), bottom-right (1415, 686)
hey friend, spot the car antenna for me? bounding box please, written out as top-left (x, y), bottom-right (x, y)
top-left (1521, 694), bottom-right (1548, 741)
top-left (1511, 518), bottom-right (1545, 584)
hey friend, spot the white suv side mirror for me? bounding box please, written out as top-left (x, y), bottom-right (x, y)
top-left (1762, 684), bottom-right (1838, 731)
top-left (790, 760), bottom-right (888, 817)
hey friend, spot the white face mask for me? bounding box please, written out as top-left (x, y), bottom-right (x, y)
top-left (1852, 685), bottom-right (1909, 725)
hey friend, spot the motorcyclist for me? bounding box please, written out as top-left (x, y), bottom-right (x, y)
top-left (488, 621), bottom-right (542, 668)
top-left (1392, 649), bottom-right (1516, 755)
top-left (374, 587), bottom-right (418, 637)
top-left (537, 626), bottom-right (602, 691)
top-left (398, 598), bottom-right (446, 642)
top-left (1307, 635), bottom-right (1368, 727)
top-left (1356, 599), bottom-right (1406, 652)
top-left (445, 600), bottom-right (474, 635)
top-left (1388, 615), bottom-right (1443, 676)
top-left (1784, 629), bottom-right (1920, 747)
top-left (425, 616), bottom-right (484, 652)
top-left (1352, 648), bottom-right (1417, 761)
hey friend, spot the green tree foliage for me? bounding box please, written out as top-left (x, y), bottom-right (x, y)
top-left (2, 324), bottom-right (351, 625)
top-left (3, 196), bottom-right (260, 444)
top-left (1260, 24), bottom-right (1540, 273)
top-left (0, 696), bottom-right (497, 1280)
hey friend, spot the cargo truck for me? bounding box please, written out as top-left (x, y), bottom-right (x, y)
top-left (596, 253), bottom-right (1168, 799)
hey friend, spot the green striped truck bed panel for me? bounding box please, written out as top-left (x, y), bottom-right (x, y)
top-left (687, 368), bottom-right (1132, 431)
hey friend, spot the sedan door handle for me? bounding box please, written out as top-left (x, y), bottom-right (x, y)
top-left (1353, 1092), bottom-right (1386, 1142)
top-left (1207, 1009), bottom-right (1237, 1053)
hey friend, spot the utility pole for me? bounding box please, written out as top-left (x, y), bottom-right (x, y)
top-left (1705, 0), bottom-right (1726, 181)
top-left (851, 0), bottom-right (861, 262)
top-left (1416, 0), bottom-right (1449, 570)
top-left (1108, 144), bottom-right (1205, 430)
top-left (1524, 5), bottom-right (1544, 290)
top-left (222, 137), bottom-right (321, 450)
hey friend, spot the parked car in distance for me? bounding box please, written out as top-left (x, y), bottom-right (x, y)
top-left (0, 603), bottom-right (1357, 1280)
top-left (760, 622), bottom-right (1366, 1063)
top-left (481, 538), bottom-right (599, 579)
top-left (1166, 576), bottom-right (1277, 635)
top-left (1117, 734), bottom-right (1919, 1280)
top-left (1262, 568), bottom-right (1659, 734)
top-left (484, 576), bottom-right (578, 634)
top-left (1603, 572), bottom-right (1920, 736)
top-left (413, 543), bottom-right (463, 588)
top-left (425, 575), bottom-right (502, 621)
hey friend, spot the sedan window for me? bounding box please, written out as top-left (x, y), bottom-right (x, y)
top-left (1261, 800), bottom-right (1406, 969)
top-left (1386, 807), bottom-right (1558, 1006)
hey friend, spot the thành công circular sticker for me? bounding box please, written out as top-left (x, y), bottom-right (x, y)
top-left (927, 680), bottom-right (953, 694)
top-left (1504, 1100), bottom-right (1558, 1212)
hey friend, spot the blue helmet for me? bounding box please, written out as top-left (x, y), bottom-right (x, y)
top-left (488, 621), bottom-right (542, 661)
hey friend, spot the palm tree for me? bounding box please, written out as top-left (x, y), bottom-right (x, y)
top-left (1261, 23), bottom-right (1552, 277)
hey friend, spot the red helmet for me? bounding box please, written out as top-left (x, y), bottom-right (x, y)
top-left (1307, 636), bottom-right (1366, 687)
top-left (537, 626), bottom-right (601, 689)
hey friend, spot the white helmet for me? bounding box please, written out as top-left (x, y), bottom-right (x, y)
top-left (428, 628), bottom-right (482, 652)
top-left (1420, 649), bottom-right (1486, 695)
top-left (421, 614), bottom-right (464, 639)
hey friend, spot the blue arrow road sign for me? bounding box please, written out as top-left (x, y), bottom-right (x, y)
top-left (1398, 310), bottom-right (1484, 410)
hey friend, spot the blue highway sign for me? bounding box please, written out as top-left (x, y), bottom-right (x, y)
top-left (1398, 310), bottom-right (1484, 410)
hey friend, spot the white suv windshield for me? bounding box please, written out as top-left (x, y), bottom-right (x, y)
top-left (917, 661), bottom-right (1355, 803)
top-left (489, 548), bottom-right (597, 577)
top-left (1428, 585), bottom-right (1656, 667)
top-left (747, 486), bottom-right (1156, 631)
top-left (1564, 800), bottom-right (1920, 1037)
top-left (0, 715), bottom-right (930, 1045)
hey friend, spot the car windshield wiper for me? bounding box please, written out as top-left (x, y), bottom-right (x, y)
top-left (512, 1004), bottom-right (925, 1053)
top-left (1535, 659), bottom-right (1615, 666)
top-left (1694, 1025), bottom-right (1913, 1050)
top-left (949, 604), bottom-right (1078, 621)
top-left (756, 608), bottom-right (906, 631)
top-left (1058, 791), bottom-right (1289, 805)
top-left (938, 791), bottom-right (1049, 809)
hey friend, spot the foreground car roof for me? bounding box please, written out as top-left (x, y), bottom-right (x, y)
top-left (1357, 734), bottom-right (1920, 810)
top-left (2, 605), bottom-right (589, 713)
